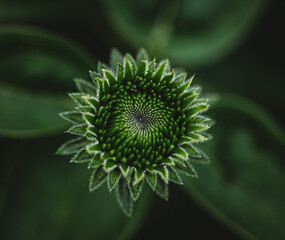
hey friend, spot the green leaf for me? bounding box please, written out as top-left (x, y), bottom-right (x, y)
top-left (134, 168), bottom-right (145, 185)
top-left (0, 87), bottom-right (71, 138)
top-left (175, 162), bottom-right (198, 178)
top-left (136, 60), bottom-right (147, 77)
top-left (155, 176), bottom-right (168, 201)
top-left (67, 124), bottom-right (86, 136)
top-left (185, 104), bottom-right (209, 119)
top-left (0, 25), bottom-right (95, 137)
top-left (186, 124), bottom-right (210, 133)
top-left (1, 137), bottom-right (153, 240)
top-left (146, 172), bottom-right (157, 191)
top-left (103, 69), bottom-right (117, 86)
top-left (176, 76), bottom-right (194, 94)
top-left (82, 96), bottom-right (100, 111)
top-left (175, 72), bottom-right (187, 86)
top-left (74, 78), bottom-right (97, 95)
top-left (129, 179), bottom-right (144, 201)
top-left (116, 178), bottom-right (133, 217)
top-left (110, 48), bottom-right (124, 70)
top-left (154, 166), bottom-right (168, 183)
top-left (136, 48), bottom-right (149, 64)
top-left (71, 148), bottom-right (93, 163)
top-left (59, 110), bottom-right (83, 124)
top-left (181, 144), bottom-right (201, 158)
top-left (57, 137), bottom-right (89, 155)
top-left (124, 59), bottom-right (133, 81)
top-left (89, 165), bottom-right (108, 192)
top-left (88, 154), bottom-right (103, 168)
top-left (104, 159), bottom-right (117, 172)
top-left (173, 147), bottom-right (188, 160)
top-left (107, 168), bottom-right (121, 191)
top-left (82, 112), bottom-right (94, 126)
top-left (167, 166), bottom-right (183, 185)
top-left (183, 94), bottom-right (285, 240)
top-left (125, 53), bottom-right (137, 73)
top-left (152, 60), bottom-right (167, 82)
top-left (69, 93), bottom-right (87, 106)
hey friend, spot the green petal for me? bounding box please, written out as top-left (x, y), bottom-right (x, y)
top-left (81, 96), bottom-right (100, 111)
top-left (155, 176), bottom-right (168, 201)
top-left (152, 60), bottom-right (168, 82)
top-left (124, 59), bottom-right (133, 81)
top-left (89, 165), bottom-right (108, 191)
top-left (175, 72), bottom-right (187, 86)
top-left (107, 168), bottom-right (121, 191)
top-left (181, 144), bottom-right (201, 158)
top-left (110, 48), bottom-right (124, 70)
top-left (137, 60), bottom-right (147, 77)
top-left (125, 53), bottom-right (137, 73)
top-left (116, 178), bottom-right (133, 217)
top-left (173, 147), bottom-right (188, 160)
top-left (129, 178), bottom-right (144, 201)
top-left (175, 162), bottom-right (198, 178)
top-left (187, 124), bottom-right (210, 133)
top-left (136, 48), bottom-right (149, 64)
top-left (59, 110), bottom-right (83, 124)
top-left (71, 148), bottom-right (93, 163)
top-left (56, 137), bottom-right (90, 155)
top-left (67, 124), bottom-right (86, 136)
top-left (185, 104), bottom-right (209, 120)
top-left (176, 75), bottom-right (194, 94)
top-left (82, 113), bottom-right (94, 126)
top-left (86, 142), bottom-right (101, 153)
top-left (155, 166), bottom-right (168, 183)
top-left (104, 159), bottom-right (117, 172)
top-left (74, 78), bottom-right (97, 95)
top-left (68, 92), bottom-right (87, 106)
top-left (134, 168), bottom-right (145, 185)
top-left (146, 172), bottom-right (157, 191)
top-left (88, 154), bottom-right (103, 168)
top-left (103, 69), bottom-right (117, 86)
top-left (167, 166), bottom-right (183, 185)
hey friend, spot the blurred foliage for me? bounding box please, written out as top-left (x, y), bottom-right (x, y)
top-left (184, 94), bottom-right (285, 240)
top-left (0, 0), bottom-right (284, 239)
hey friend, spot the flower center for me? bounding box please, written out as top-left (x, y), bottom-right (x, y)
top-left (95, 77), bottom-right (186, 168)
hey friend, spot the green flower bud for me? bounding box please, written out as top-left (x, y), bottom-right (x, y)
top-left (57, 49), bottom-right (212, 217)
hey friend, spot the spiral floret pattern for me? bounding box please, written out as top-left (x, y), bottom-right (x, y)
top-left (57, 49), bottom-right (212, 216)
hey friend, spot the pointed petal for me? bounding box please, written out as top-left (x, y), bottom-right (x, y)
top-left (181, 144), bottom-right (201, 158)
top-left (116, 178), bottom-right (133, 217)
top-left (146, 172), bottom-right (157, 191)
top-left (67, 124), bottom-right (86, 136)
top-left (56, 137), bottom-right (89, 155)
top-left (152, 60), bottom-right (168, 82)
top-left (89, 165), bottom-right (108, 191)
top-left (136, 48), bottom-right (149, 64)
top-left (155, 176), bottom-right (168, 201)
top-left (68, 92), bottom-right (87, 106)
top-left (71, 148), bottom-right (93, 163)
top-left (155, 166), bottom-right (168, 183)
top-left (59, 110), bottom-right (83, 124)
top-left (167, 166), bottom-right (183, 185)
top-left (108, 168), bottom-right (121, 191)
top-left (104, 159), bottom-right (117, 172)
top-left (129, 178), bottom-right (144, 201)
top-left (110, 48), bottom-right (124, 70)
top-left (74, 78), bottom-right (97, 95)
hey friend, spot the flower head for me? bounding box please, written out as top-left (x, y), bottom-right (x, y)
top-left (57, 49), bottom-right (212, 216)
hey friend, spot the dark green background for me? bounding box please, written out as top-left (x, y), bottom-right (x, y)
top-left (0, 0), bottom-right (284, 239)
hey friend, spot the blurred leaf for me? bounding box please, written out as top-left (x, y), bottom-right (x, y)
top-left (0, 137), bottom-right (152, 240)
top-left (182, 94), bottom-right (285, 240)
top-left (101, 0), bottom-right (268, 66)
top-left (0, 25), bottom-right (96, 138)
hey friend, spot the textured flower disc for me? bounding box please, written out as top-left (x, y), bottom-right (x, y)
top-left (57, 49), bottom-right (213, 217)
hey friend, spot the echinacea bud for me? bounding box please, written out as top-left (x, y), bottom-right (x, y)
top-left (57, 49), bottom-right (212, 216)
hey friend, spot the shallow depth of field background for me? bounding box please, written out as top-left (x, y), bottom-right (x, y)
top-left (0, 0), bottom-right (284, 240)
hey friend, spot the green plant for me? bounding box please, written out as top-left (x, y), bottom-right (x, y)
top-left (57, 49), bottom-right (212, 216)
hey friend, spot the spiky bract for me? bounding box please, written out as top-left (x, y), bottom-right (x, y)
top-left (57, 49), bottom-right (212, 216)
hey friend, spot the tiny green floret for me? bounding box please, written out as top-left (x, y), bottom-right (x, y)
top-left (57, 49), bottom-right (213, 217)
